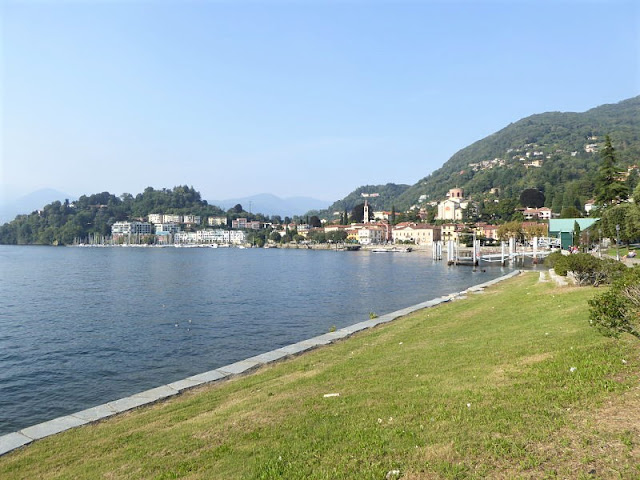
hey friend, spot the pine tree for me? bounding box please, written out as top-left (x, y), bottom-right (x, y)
top-left (573, 221), bottom-right (581, 247)
top-left (595, 135), bottom-right (628, 206)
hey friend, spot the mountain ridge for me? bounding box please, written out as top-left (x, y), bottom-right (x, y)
top-left (313, 95), bottom-right (640, 216)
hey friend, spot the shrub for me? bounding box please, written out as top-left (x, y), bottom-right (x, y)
top-left (550, 253), bottom-right (625, 286)
top-left (589, 266), bottom-right (640, 338)
top-left (544, 251), bottom-right (565, 268)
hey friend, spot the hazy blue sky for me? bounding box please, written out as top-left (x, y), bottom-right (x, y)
top-left (1, 0), bottom-right (638, 204)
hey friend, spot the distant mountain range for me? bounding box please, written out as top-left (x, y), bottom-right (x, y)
top-left (0, 188), bottom-right (73, 224)
top-left (208, 193), bottom-right (329, 217)
top-left (316, 95), bottom-right (640, 216)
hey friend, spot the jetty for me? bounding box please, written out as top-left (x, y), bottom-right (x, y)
top-left (432, 236), bottom-right (559, 266)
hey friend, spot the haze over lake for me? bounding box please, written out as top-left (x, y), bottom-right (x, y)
top-left (0, 246), bottom-right (513, 435)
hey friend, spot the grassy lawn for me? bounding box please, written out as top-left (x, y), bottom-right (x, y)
top-left (603, 244), bottom-right (639, 258)
top-left (1, 273), bottom-right (639, 479)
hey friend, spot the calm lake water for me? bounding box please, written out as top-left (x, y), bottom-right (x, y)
top-left (0, 245), bottom-right (513, 435)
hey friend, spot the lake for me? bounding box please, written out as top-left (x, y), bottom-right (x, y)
top-left (0, 245), bottom-right (514, 435)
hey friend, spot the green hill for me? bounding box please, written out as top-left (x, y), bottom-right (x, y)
top-left (308, 183), bottom-right (411, 219)
top-left (0, 186), bottom-right (225, 245)
top-left (316, 96), bottom-right (640, 218)
top-left (397, 96), bottom-right (640, 212)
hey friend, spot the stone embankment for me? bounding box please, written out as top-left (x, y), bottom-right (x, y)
top-left (0, 270), bottom-right (521, 457)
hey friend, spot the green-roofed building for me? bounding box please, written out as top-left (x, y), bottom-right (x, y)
top-left (548, 218), bottom-right (599, 249)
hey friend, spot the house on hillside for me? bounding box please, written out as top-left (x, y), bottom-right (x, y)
top-left (523, 207), bottom-right (552, 220)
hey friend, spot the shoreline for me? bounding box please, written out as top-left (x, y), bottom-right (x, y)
top-left (0, 269), bottom-right (521, 457)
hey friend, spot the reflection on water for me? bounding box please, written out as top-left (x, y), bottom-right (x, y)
top-left (0, 246), bottom-right (512, 434)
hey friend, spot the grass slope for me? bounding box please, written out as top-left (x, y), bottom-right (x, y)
top-left (1, 273), bottom-right (639, 479)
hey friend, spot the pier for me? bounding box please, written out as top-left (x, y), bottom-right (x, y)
top-left (432, 236), bottom-right (559, 266)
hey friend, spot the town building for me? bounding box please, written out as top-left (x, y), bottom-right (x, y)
top-left (111, 221), bottom-right (153, 236)
top-left (392, 224), bottom-right (441, 245)
top-left (436, 188), bottom-right (469, 221)
top-left (163, 214), bottom-right (182, 224)
top-left (148, 213), bottom-right (163, 224)
top-left (182, 215), bottom-right (201, 225)
top-left (373, 211), bottom-right (392, 221)
top-left (584, 200), bottom-right (596, 215)
top-left (208, 216), bottom-right (228, 226)
top-left (231, 218), bottom-right (260, 229)
top-left (174, 229), bottom-right (246, 245)
top-left (523, 207), bottom-right (552, 220)
top-left (357, 225), bottom-right (385, 245)
top-left (155, 223), bottom-right (181, 234)
top-left (474, 223), bottom-right (499, 240)
top-left (440, 224), bottom-right (466, 243)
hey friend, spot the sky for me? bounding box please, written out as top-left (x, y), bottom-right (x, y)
top-left (1, 0), bottom-right (639, 205)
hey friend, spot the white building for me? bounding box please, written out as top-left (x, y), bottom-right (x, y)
top-left (358, 226), bottom-right (385, 245)
top-left (392, 224), bottom-right (441, 245)
top-left (163, 214), bottom-right (182, 224)
top-left (148, 213), bottom-right (163, 224)
top-left (436, 188), bottom-right (468, 221)
top-left (183, 215), bottom-right (201, 225)
top-left (111, 221), bottom-right (153, 236)
top-left (208, 216), bottom-right (228, 226)
top-left (155, 223), bottom-right (180, 234)
top-left (523, 207), bottom-right (552, 220)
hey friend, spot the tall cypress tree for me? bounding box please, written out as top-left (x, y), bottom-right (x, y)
top-left (595, 135), bottom-right (628, 205)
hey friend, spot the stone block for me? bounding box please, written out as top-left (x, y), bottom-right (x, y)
top-left (72, 404), bottom-right (116, 422)
top-left (107, 395), bottom-right (152, 414)
top-left (217, 360), bottom-right (260, 375)
top-left (247, 350), bottom-right (290, 364)
top-left (0, 432), bottom-right (32, 456)
top-left (185, 369), bottom-right (228, 384)
top-left (133, 385), bottom-right (178, 402)
top-left (20, 415), bottom-right (87, 440)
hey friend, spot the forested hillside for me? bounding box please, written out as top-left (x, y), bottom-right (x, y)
top-left (0, 186), bottom-right (224, 245)
top-left (308, 183), bottom-right (410, 219)
top-left (314, 96), bottom-right (639, 217)
top-left (394, 96), bottom-right (640, 211)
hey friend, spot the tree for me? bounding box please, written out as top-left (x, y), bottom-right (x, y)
top-left (326, 230), bottom-right (348, 243)
top-left (350, 203), bottom-right (374, 223)
top-left (308, 230), bottom-right (326, 243)
top-left (573, 221), bottom-right (581, 247)
top-left (232, 204), bottom-right (243, 214)
top-left (559, 206), bottom-right (582, 218)
top-left (269, 231), bottom-right (281, 242)
top-left (309, 215), bottom-right (322, 228)
top-left (390, 205), bottom-right (396, 225)
top-left (523, 223), bottom-right (546, 240)
top-left (589, 266), bottom-right (640, 339)
top-left (497, 221), bottom-right (523, 241)
top-left (595, 135), bottom-right (628, 205)
top-left (599, 203), bottom-right (640, 246)
top-left (519, 189), bottom-right (545, 208)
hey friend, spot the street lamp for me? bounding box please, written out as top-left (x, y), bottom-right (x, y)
top-left (598, 228), bottom-right (602, 258)
top-left (616, 224), bottom-right (620, 261)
